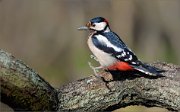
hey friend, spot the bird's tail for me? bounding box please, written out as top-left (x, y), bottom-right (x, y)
top-left (132, 62), bottom-right (164, 76)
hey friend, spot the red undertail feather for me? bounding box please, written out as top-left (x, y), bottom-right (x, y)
top-left (107, 61), bottom-right (134, 71)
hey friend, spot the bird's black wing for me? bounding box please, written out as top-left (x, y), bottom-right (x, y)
top-left (92, 32), bottom-right (140, 65)
top-left (92, 32), bottom-right (164, 76)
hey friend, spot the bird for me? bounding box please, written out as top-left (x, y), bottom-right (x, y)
top-left (78, 17), bottom-right (163, 77)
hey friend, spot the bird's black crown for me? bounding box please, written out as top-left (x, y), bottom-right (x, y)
top-left (90, 17), bottom-right (108, 23)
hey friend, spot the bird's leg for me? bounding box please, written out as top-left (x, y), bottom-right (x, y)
top-left (88, 62), bottom-right (102, 78)
top-left (90, 54), bottom-right (99, 62)
top-left (89, 55), bottom-right (102, 77)
top-left (88, 62), bottom-right (112, 91)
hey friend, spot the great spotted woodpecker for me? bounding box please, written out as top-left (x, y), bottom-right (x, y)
top-left (78, 17), bottom-right (162, 77)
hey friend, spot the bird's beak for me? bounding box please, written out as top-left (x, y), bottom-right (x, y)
top-left (77, 26), bottom-right (88, 30)
top-left (78, 21), bottom-right (91, 30)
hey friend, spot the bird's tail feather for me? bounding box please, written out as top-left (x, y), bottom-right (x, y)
top-left (132, 63), bottom-right (164, 76)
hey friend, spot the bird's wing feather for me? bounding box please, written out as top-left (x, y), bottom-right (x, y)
top-left (92, 32), bottom-right (139, 65)
top-left (92, 32), bottom-right (164, 76)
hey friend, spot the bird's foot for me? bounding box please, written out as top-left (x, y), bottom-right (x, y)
top-left (90, 55), bottom-right (99, 62)
top-left (88, 62), bottom-right (112, 91)
top-left (88, 62), bottom-right (102, 78)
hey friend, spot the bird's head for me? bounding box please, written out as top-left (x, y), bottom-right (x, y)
top-left (78, 17), bottom-right (110, 32)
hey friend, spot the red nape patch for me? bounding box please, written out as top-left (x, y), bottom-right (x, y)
top-left (107, 62), bottom-right (134, 71)
top-left (104, 19), bottom-right (109, 24)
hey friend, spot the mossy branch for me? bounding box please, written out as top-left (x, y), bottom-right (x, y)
top-left (0, 49), bottom-right (180, 111)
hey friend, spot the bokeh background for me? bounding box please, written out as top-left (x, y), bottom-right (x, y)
top-left (1, 0), bottom-right (179, 112)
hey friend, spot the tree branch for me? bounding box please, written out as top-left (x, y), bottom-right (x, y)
top-left (0, 49), bottom-right (58, 111)
top-left (0, 49), bottom-right (180, 111)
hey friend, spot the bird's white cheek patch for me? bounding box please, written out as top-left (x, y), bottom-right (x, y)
top-left (91, 22), bottom-right (106, 31)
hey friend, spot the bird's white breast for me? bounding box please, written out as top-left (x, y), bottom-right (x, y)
top-left (87, 35), bottom-right (117, 67)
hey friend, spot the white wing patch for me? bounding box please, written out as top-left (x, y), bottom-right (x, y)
top-left (121, 51), bottom-right (126, 56)
top-left (116, 55), bottom-right (122, 58)
top-left (123, 53), bottom-right (133, 61)
top-left (96, 35), bottom-right (123, 52)
top-left (131, 62), bottom-right (137, 64)
top-left (129, 55), bottom-right (132, 60)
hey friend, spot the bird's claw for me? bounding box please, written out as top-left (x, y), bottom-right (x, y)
top-left (88, 62), bottom-right (112, 92)
top-left (90, 55), bottom-right (99, 62)
top-left (88, 62), bottom-right (101, 78)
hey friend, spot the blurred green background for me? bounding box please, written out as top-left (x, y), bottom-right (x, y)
top-left (0, 0), bottom-right (179, 112)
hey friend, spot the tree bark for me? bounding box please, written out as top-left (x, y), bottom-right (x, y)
top-left (0, 49), bottom-right (180, 111)
top-left (0, 50), bottom-right (58, 111)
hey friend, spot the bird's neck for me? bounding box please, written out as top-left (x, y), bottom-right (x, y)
top-left (89, 26), bottom-right (111, 35)
top-left (104, 26), bottom-right (111, 32)
top-left (97, 26), bottom-right (111, 33)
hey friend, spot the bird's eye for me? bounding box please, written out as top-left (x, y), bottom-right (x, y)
top-left (92, 23), bottom-right (96, 27)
